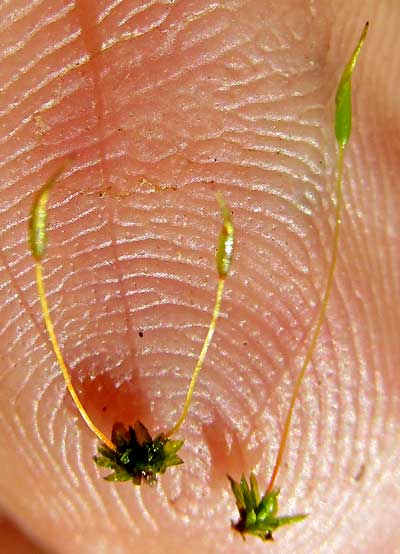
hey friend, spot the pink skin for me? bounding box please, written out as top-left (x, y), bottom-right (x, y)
top-left (0, 1), bottom-right (399, 553)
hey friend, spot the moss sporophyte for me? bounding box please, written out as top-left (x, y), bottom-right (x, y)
top-left (29, 171), bottom-right (234, 485)
top-left (229, 23), bottom-right (369, 541)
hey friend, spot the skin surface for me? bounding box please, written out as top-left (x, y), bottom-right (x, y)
top-left (0, 516), bottom-right (49, 554)
top-left (0, 1), bottom-right (399, 553)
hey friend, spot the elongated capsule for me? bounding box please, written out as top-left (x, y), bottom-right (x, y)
top-left (216, 193), bottom-right (234, 278)
top-left (335, 22), bottom-right (369, 148)
top-left (29, 165), bottom-right (67, 261)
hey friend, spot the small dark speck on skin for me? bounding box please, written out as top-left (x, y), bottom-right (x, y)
top-left (354, 463), bottom-right (366, 482)
top-left (139, 331), bottom-right (144, 338)
top-left (102, 406), bottom-right (107, 412)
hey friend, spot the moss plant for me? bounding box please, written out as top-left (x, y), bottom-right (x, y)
top-left (29, 170), bottom-right (234, 485)
top-left (229, 22), bottom-right (369, 540)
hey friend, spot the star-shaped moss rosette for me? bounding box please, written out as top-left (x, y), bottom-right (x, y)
top-left (228, 473), bottom-right (307, 541)
top-left (93, 421), bottom-right (184, 485)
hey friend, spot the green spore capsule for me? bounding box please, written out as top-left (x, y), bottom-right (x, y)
top-left (216, 193), bottom-right (234, 278)
top-left (29, 165), bottom-right (66, 261)
top-left (335, 22), bottom-right (369, 148)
